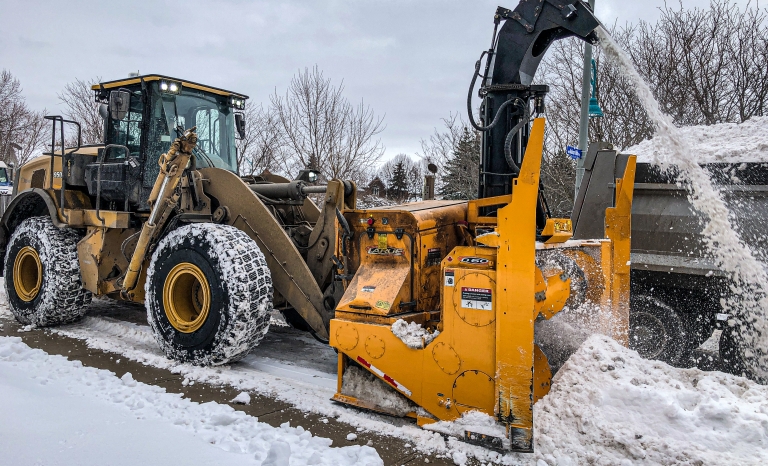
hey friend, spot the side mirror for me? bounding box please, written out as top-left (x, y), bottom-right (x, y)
top-left (109, 90), bottom-right (130, 121)
top-left (235, 113), bottom-right (246, 139)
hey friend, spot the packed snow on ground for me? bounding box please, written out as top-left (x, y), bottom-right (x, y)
top-left (0, 336), bottom-right (382, 466)
top-left (625, 116), bottom-right (768, 164)
top-left (425, 411), bottom-right (507, 440)
top-left (4, 283), bottom-right (767, 465)
top-left (391, 319), bottom-right (439, 349)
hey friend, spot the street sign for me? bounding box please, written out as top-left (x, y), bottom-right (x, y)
top-left (566, 146), bottom-right (583, 160)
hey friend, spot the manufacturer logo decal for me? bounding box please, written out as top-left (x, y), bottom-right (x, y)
top-left (367, 246), bottom-right (404, 256)
top-left (362, 286), bottom-right (376, 293)
top-left (459, 257), bottom-right (490, 265)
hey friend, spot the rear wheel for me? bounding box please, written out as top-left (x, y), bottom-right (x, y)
top-left (629, 294), bottom-right (686, 365)
top-left (146, 223), bottom-right (272, 365)
top-left (3, 216), bottom-right (91, 326)
top-left (720, 323), bottom-right (768, 383)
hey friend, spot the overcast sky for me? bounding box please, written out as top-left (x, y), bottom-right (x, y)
top-left (0, 0), bottom-right (755, 161)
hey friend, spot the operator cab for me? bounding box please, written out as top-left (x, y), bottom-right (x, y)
top-left (75, 75), bottom-right (248, 211)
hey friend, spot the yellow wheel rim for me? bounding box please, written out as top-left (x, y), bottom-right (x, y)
top-left (13, 246), bottom-right (42, 302)
top-left (163, 263), bottom-right (211, 333)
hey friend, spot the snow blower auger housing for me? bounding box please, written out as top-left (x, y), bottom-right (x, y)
top-left (330, 118), bottom-right (636, 451)
top-left (0, 75), bottom-right (354, 365)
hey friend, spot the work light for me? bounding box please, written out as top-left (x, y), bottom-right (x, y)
top-left (160, 80), bottom-right (182, 95)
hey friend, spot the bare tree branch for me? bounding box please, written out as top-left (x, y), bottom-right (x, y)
top-left (270, 66), bottom-right (385, 183)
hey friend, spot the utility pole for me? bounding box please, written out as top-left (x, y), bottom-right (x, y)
top-left (575, 0), bottom-right (596, 198)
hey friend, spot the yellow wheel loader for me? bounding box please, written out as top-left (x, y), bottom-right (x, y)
top-left (0, 75), bottom-right (353, 364)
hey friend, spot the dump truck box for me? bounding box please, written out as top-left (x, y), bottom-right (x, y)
top-left (630, 161), bottom-right (768, 363)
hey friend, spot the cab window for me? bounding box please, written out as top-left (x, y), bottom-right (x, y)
top-left (105, 89), bottom-right (143, 160)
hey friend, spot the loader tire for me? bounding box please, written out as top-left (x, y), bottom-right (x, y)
top-left (146, 223), bottom-right (272, 366)
top-left (3, 216), bottom-right (91, 326)
top-left (629, 294), bottom-right (686, 365)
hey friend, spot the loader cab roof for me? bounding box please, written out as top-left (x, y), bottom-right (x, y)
top-left (91, 75), bottom-right (249, 100)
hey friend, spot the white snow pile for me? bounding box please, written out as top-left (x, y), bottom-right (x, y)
top-left (625, 116), bottom-right (768, 163)
top-left (231, 391), bottom-right (251, 405)
top-left (0, 336), bottom-right (382, 466)
top-left (391, 319), bottom-right (439, 349)
top-left (534, 334), bottom-right (768, 466)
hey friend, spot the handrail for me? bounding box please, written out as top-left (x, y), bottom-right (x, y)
top-left (95, 145), bottom-right (131, 223)
top-left (44, 116), bottom-right (82, 223)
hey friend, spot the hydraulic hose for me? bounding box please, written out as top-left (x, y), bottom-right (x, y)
top-left (467, 52), bottom-right (520, 132)
top-left (503, 100), bottom-right (531, 175)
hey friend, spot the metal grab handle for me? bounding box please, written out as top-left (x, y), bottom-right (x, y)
top-left (95, 145), bottom-right (130, 223)
top-left (44, 116), bottom-right (81, 223)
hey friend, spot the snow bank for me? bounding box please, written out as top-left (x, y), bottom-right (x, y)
top-left (625, 116), bottom-right (768, 164)
top-left (0, 336), bottom-right (382, 466)
top-left (535, 334), bottom-right (768, 465)
top-left (391, 319), bottom-right (439, 349)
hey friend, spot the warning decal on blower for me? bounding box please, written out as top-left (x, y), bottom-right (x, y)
top-left (461, 287), bottom-right (493, 311)
top-left (445, 269), bottom-right (455, 287)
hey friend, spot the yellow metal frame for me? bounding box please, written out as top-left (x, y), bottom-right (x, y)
top-left (91, 75), bottom-right (248, 99)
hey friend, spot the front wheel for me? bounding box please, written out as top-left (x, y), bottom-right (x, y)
top-left (4, 216), bottom-right (91, 326)
top-left (146, 223), bottom-right (272, 365)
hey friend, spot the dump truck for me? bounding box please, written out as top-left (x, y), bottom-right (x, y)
top-left (630, 161), bottom-right (767, 380)
top-left (572, 141), bottom-right (768, 382)
top-left (1, 0), bottom-right (629, 452)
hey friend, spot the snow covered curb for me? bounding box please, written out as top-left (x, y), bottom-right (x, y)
top-left (0, 336), bottom-right (382, 465)
top-left (41, 314), bottom-right (513, 464)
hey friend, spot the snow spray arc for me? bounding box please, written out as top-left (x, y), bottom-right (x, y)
top-left (597, 27), bottom-right (768, 379)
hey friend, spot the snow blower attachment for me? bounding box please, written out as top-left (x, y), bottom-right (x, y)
top-left (330, 119), bottom-right (636, 452)
top-left (329, 1), bottom-right (630, 451)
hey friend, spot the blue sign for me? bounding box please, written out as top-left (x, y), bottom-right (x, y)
top-left (566, 146), bottom-right (583, 160)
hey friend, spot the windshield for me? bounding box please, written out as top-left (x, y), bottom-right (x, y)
top-left (151, 84), bottom-right (238, 173)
